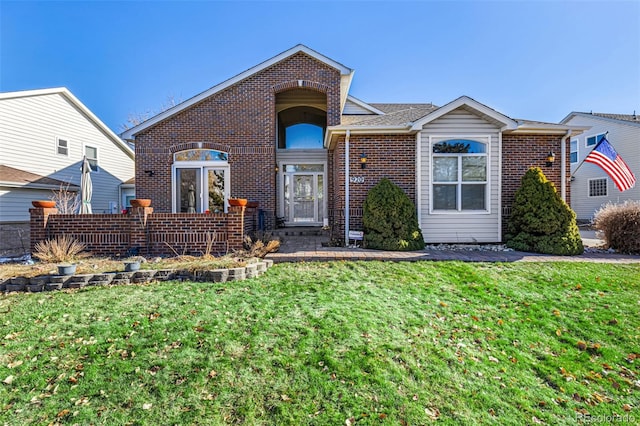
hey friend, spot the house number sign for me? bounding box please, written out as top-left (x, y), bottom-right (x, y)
top-left (349, 176), bottom-right (365, 184)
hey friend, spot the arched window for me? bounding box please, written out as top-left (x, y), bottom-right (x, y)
top-left (432, 139), bottom-right (488, 212)
top-left (172, 148), bottom-right (229, 214)
top-left (277, 105), bottom-right (326, 149)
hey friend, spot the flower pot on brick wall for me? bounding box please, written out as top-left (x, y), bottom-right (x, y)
top-left (130, 199), bottom-right (152, 208)
top-left (32, 200), bottom-right (56, 208)
top-left (228, 198), bottom-right (248, 207)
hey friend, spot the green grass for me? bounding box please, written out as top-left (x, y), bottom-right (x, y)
top-left (1, 261), bottom-right (638, 425)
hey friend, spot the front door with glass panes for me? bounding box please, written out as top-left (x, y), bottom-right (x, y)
top-left (172, 149), bottom-right (229, 213)
top-left (280, 164), bottom-right (325, 225)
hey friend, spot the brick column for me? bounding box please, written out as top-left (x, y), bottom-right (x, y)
top-left (227, 205), bottom-right (245, 251)
top-left (30, 207), bottom-right (58, 254)
top-left (128, 207), bottom-right (153, 255)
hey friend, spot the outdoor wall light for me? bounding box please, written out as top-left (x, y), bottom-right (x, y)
top-left (275, 165), bottom-right (279, 173)
top-left (360, 152), bottom-right (367, 169)
top-left (545, 152), bottom-right (555, 167)
top-left (144, 170), bottom-right (155, 177)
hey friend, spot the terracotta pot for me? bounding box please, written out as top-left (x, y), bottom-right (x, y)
top-left (228, 198), bottom-right (248, 207)
top-left (32, 200), bottom-right (56, 208)
top-left (130, 199), bottom-right (152, 208)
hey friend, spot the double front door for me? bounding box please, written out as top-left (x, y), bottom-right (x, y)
top-left (281, 164), bottom-right (325, 225)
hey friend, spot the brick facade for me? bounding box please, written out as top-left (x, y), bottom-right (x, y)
top-left (330, 134), bottom-right (416, 240)
top-left (501, 133), bottom-right (571, 232)
top-left (134, 52), bottom-right (342, 224)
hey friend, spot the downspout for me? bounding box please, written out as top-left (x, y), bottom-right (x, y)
top-left (561, 130), bottom-right (570, 202)
top-left (344, 130), bottom-right (351, 246)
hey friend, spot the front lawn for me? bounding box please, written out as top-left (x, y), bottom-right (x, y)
top-left (1, 261), bottom-right (638, 425)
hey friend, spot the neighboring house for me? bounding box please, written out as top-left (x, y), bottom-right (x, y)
top-left (122, 44), bottom-right (583, 244)
top-left (0, 88), bottom-right (135, 257)
top-left (560, 112), bottom-right (639, 220)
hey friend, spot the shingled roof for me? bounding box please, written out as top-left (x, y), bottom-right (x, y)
top-left (341, 104), bottom-right (438, 126)
top-left (0, 165), bottom-right (78, 190)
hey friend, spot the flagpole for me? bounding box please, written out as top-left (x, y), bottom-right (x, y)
top-left (570, 131), bottom-right (608, 178)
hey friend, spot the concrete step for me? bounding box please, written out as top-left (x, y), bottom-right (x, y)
top-left (270, 227), bottom-right (329, 238)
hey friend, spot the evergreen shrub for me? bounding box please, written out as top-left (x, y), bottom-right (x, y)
top-left (362, 178), bottom-right (425, 251)
top-left (506, 167), bottom-right (583, 255)
top-left (593, 200), bottom-right (640, 254)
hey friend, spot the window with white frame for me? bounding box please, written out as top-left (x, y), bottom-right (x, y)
top-left (570, 139), bottom-right (578, 163)
top-left (589, 178), bottom-right (607, 197)
top-left (586, 133), bottom-right (606, 147)
top-left (56, 137), bottom-right (69, 156)
top-left (432, 138), bottom-right (488, 212)
top-left (85, 146), bottom-right (98, 172)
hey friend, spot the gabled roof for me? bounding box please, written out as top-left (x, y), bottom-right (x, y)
top-left (121, 44), bottom-right (355, 139)
top-left (0, 87), bottom-right (134, 159)
top-left (410, 96), bottom-right (518, 131)
top-left (561, 111), bottom-right (640, 128)
top-left (0, 165), bottom-right (79, 190)
top-left (341, 104), bottom-right (437, 127)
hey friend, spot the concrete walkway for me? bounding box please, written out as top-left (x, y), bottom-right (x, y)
top-left (266, 231), bottom-right (640, 264)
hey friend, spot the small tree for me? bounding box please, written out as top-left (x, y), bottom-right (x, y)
top-left (50, 183), bottom-right (80, 214)
top-left (362, 178), bottom-right (425, 251)
top-left (506, 167), bottom-right (583, 255)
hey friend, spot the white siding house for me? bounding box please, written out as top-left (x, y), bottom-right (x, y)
top-left (0, 88), bottom-right (135, 256)
top-left (561, 112), bottom-right (639, 220)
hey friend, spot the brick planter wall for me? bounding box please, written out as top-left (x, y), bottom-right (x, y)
top-left (30, 206), bottom-right (245, 258)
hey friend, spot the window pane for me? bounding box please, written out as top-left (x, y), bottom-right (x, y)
top-left (461, 185), bottom-right (485, 210)
top-left (587, 136), bottom-right (596, 146)
top-left (462, 156), bottom-right (486, 181)
top-left (570, 152), bottom-right (578, 163)
top-left (589, 178), bottom-right (607, 197)
top-left (283, 164), bottom-right (324, 172)
top-left (433, 157), bottom-right (458, 182)
top-left (433, 184), bottom-right (457, 210)
top-left (174, 149), bottom-right (228, 162)
top-left (433, 139), bottom-right (486, 154)
top-left (285, 124), bottom-right (324, 149)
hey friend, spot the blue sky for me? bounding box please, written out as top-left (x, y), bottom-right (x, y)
top-left (2, 1), bottom-right (639, 132)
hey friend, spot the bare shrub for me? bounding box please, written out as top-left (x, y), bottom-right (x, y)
top-left (33, 235), bottom-right (90, 263)
top-left (238, 233), bottom-right (280, 258)
top-left (50, 183), bottom-right (80, 214)
top-left (593, 200), bottom-right (640, 254)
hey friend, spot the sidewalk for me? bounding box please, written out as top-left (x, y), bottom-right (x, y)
top-left (266, 231), bottom-right (640, 264)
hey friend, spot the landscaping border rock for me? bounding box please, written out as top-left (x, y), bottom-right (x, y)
top-left (2, 260), bottom-right (275, 293)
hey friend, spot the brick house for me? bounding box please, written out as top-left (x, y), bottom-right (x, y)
top-left (122, 45), bottom-right (583, 244)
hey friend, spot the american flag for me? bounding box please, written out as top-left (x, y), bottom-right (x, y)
top-left (584, 136), bottom-right (636, 192)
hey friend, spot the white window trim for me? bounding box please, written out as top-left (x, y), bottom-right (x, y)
top-left (570, 139), bottom-right (579, 164)
top-left (429, 135), bottom-right (491, 215)
top-left (277, 161), bottom-right (328, 224)
top-left (585, 132), bottom-right (606, 148)
top-left (588, 177), bottom-right (608, 198)
top-left (56, 137), bottom-right (70, 157)
top-left (84, 144), bottom-right (99, 173)
top-left (171, 159), bottom-right (230, 214)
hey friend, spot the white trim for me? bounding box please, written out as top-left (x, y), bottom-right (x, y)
top-left (570, 139), bottom-right (579, 164)
top-left (428, 135), bottom-right (492, 215)
top-left (344, 95), bottom-right (385, 115)
top-left (0, 87), bottom-right (134, 159)
top-left (171, 161), bottom-right (230, 213)
top-left (416, 132), bottom-right (422, 228)
top-left (587, 177), bottom-right (608, 198)
top-left (585, 132), bottom-right (606, 148)
top-left (84, 144), bottom-right (99, 173)
top-left (56, 136), bottom-right (70, 157)
top-left (277, 161), bottom-right (328, 225)
top-left (497, 131), bottom-right (502, 241)
top-left (561, 111), bottom-right (640, 129)
top-left (122, 44), bottom-right (354, 139)
top-left (411, 96), bottom-right (518, 131)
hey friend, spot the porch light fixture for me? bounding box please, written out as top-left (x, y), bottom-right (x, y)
top-left (360, 152), bottom-right (367, 169)
top-left (545, 152), bottom-right (555, 167)
top-left (275, 165), bottom-right (279, 173)
top-left (144, 170), bottom-right (155, 177)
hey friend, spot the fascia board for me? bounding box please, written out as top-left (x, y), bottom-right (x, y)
top-left (122, 44), bottom-right (354, 139)
top-left (344, 95), bottom-right (385, 115)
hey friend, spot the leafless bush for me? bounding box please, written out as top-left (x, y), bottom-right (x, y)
top-left (50, 183), bottom-right (80, 214)
top-left (33, 235), bottom-right (90, 263)
top-left (238, 234), bottom-right (280, 258)
top-left (593, 200), bottom-right (640, 254)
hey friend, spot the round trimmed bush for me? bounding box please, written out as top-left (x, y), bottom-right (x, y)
top-left (506, 167), bottom-right (583, 255)
top-left (593, 200), bottom-right (640, 254)
top-left (362, 178), bottom-right (425, 251)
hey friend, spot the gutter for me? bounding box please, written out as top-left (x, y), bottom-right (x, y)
top-left (344, 130), bottom-right (350, 246)
top-left (561, 129), bottom-right (571, 202)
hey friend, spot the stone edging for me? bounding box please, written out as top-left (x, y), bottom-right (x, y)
top-left (0, 259), bottom-right (274, 293)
